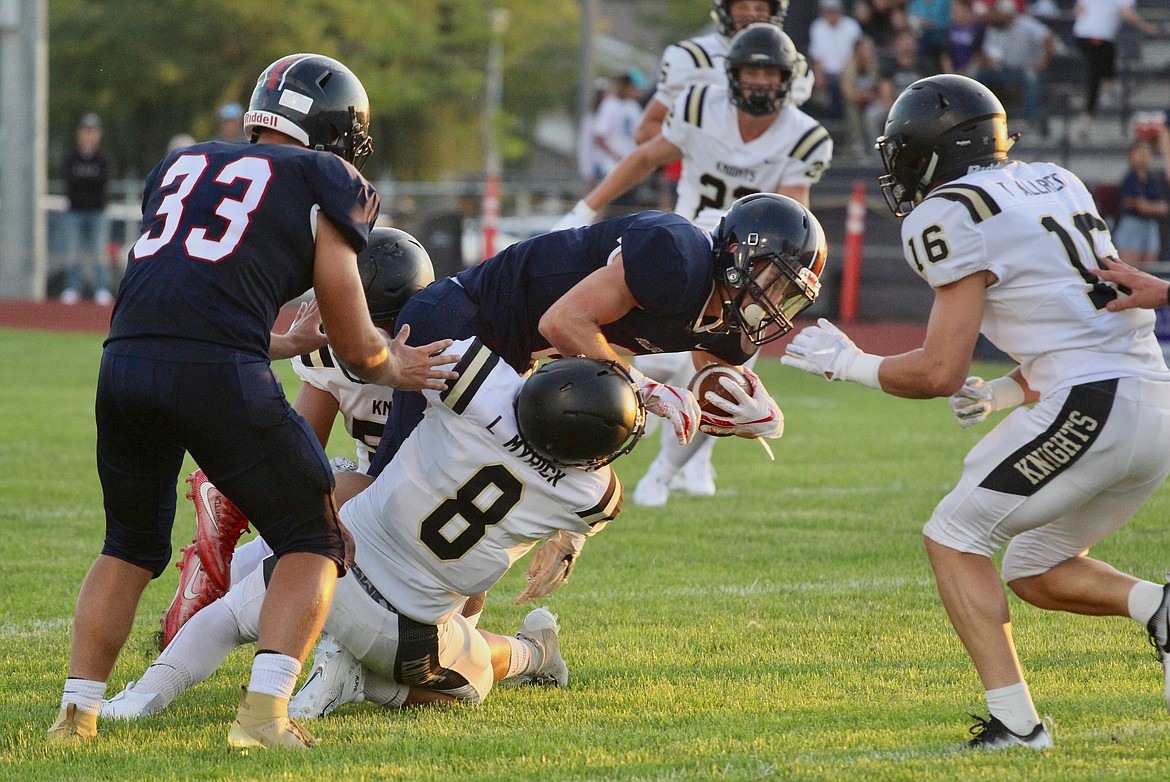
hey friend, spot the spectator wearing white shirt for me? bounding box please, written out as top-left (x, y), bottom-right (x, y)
top-left (591, 71), bottom-right (647, 182)
top-left (809, 0), bottom-right (863, 119)
top-left (1072, 0), bottom-right (1161, 139)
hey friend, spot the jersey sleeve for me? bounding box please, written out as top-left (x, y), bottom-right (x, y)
top-left (307, 155), bottom-right (380, 253)
top-left (651, 41), bottom-right (716, 108)
top-left (660, 86), bottom-right (705, 148)
top-left (291, 351), bottom-right (332, 393)
top-left (573, 469), bottom-right (623, 535)
top-left (901, 193), bottom-right (990, 288)
top-left (782, 118), bottom-right (833, 186)
top-left (432, 337), bottom-right (523, 425)
top-left (620, 214), bottom-right (713, 315)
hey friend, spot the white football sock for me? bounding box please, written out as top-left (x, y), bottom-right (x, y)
top-left (247, 652), bottom-right (302, 701)
top-left (1127, 580), bottom-right (1165, 625)
top-left (364, 670), bottom-right (408, 708)
top-left (62, 678), bottom-right (107, 715)
top-left (985, 681), bottom-right (1040, 735)
top-left (505, 636), bottom-right (537, 678)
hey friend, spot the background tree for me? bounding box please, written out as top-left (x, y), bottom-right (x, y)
top-left (48, 0), bottom-right (578, 181)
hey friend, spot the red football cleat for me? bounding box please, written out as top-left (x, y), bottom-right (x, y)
top-left (159, 543), bottom-right (225, 650)
top-left (186, 469), bottom-right (251, 592)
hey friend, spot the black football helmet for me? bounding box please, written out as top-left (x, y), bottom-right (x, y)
top-left (710, 193), bottom-right (826, 346)
top-left (245, 53), bottom-right (374, 170)
top-left (712, 0), bottom-right (789, 37)
top-left (725, 23), bottom-right (798, 116)
top-left (515, 358), bottom-right (646, 470)
top-left (875, 74), bottom-right (1016, 216)
top-left (358, 227), bottom-right (435, 324)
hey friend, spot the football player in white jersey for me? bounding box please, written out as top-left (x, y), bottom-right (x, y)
top-left (634, 0), bottom-right (814, 145)
top-left (101, 347), bottom-right (645, 719)
top-left (554, 24), bottom-right (832, 507)
top-left (782, 74), bottom-right (1170, 750)
top-left (157, 228), bottom-right (436, 650)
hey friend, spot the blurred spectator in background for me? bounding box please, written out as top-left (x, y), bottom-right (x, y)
top-left (214, 102), bottom-right (246, 143)
top-left (908, 0), bottom-right (951, 72)
top-left (166, 133), bottom-right (196, 154)
top-left (60, 112), bottom-right (113, 305)
top-left (876, 28), bottom-right (927, 120)
top-left (941, 0), bottom-right (984, 74)
top-left (577, 78), bottom-right (611, 193)
top-left (591, 70), bottom-right (648, 205)
top-left (809, 0), bottom-right (863, 119)
top-left (1072, 0), bottom-right (1162, 142)
top-left (1114, 139), bottom-right (1168, 268)
top-left (971, 0), bottom-right (1053, 127)
top-left (853, 0), bottom-right (908, 50)
top-left (841, 35), bottom-right (884, 156)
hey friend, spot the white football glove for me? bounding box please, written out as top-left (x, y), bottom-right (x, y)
top-left (515, 530), bottom-right (586, 604)
top-left (549, 200), bottom-right (598, 232)
top-left (640, 380), bottom-right (701, 445)
top-left (698, 367), bottom-right (785, 439)
top-left (780, 318), bottom-right (883, 389)
top-left (948, 375), bottom-right (1025, 429)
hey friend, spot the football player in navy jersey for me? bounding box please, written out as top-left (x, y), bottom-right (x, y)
top-left (369, 192), bottom-right (828, 478)
top-left (48, 54), bottom-right (459, 750)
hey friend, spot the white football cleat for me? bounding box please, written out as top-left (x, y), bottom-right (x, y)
top-left (966, 714), bottom-right (1053, 750)
top-left (670, 456), bottom-right (716, 497)
top-left (633, 459), bottom-right (672, 507)
top-left (515, 607), bottom-right (568, 687)
top-left (101, 680), bottom-right (167, 719)
top-left (288, 634), bottom-right (365, 719)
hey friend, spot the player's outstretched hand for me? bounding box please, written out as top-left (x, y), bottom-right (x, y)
top-left (699, 367), bottom-right (784, 439)
top-left (385, 324), bottom-right (461, 391)
top-left (269, 300), bottom-right (327, 360)
top-left (516, 530), bottom-right (586, 604)
top-left (781, 318), bottom-right (862, 381)
top-left (1089, 256), bottom-right (1170, 312)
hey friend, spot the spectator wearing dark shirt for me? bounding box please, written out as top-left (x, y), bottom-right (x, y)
top-left (876, 28), bottom-right (926, 112)
top-left (853, 0), bottom-right (909, 49)
top-left (942, 0), bottom-right (984, 74)
top-left (60, 112), bottom-right (113, 305)
top-left (1114, 140), bottom-right (1169, 267)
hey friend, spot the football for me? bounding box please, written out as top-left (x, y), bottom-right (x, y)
top-left (687, 364), bottom-right (752, 418)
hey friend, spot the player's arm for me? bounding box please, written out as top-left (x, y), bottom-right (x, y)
top-left (777, 184), bottom-right (811, 208)
top-left (313, 214), bottom-right (459, 390)
top-left (538, 255), bottom-right (638, 365)
top-left (635, 99), bottom-right (670, 144)
top-left (556, 136), bottom-right (682, 230)
top-left (783, 271), bottom-right (990, 399)
top-left (292, 381), bottom-right (341, 449)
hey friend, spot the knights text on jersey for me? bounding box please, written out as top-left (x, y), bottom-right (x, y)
top-left (663, 84), bottom-right (832, 231)
top-left (652, 32), bottom-right (815, 109)
top-left (901, 160), bottom-right (1170, 395)
top-left (338, 338), bottom-right (623, 624)
top-left (107, 141), bottom-right (379, 357)
top-left (293, 346), bottom-right (393, 473)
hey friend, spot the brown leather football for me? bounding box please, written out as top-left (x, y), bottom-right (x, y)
top-left (687, 364), bottom-right (751, 416)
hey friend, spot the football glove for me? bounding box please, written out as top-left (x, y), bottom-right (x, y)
top-left (699, 367), bottom-right (785, 439)
top-left (515, 530), bottom-right (586, 604)
top-left (550, 200), bottom-right (598, 232)
top-left (641, 380), bottom-right (701, 445)
top-left (781, 318), bottom-right (883, 389)
top-left (948, 375), bottom-right (1025, 428)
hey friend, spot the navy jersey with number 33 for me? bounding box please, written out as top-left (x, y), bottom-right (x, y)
top-left (108, 141), bottom-right (379, 357)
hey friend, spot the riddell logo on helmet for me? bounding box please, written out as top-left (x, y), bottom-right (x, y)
top-left (245, 111), bottom-right (277, 128)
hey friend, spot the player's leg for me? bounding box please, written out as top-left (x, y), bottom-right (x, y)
top-left (103, 565), bottom-right (269, 718)
top-left (50, 352), bottom-right (185, 741)
top-left (182, 357), bottom-right (349, 749)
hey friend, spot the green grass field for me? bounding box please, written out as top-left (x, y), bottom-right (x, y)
top-left (3, 328), bottom-right (1170, 781)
